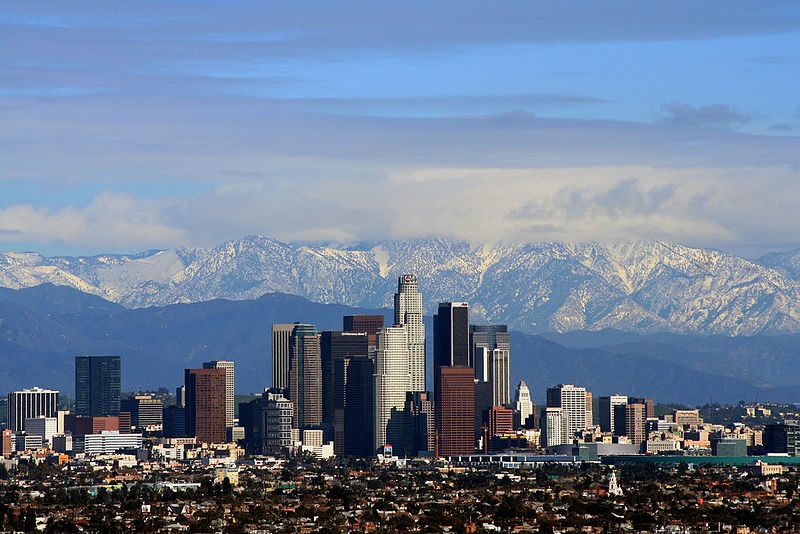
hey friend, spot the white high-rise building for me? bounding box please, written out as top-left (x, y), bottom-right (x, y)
top-left (374, 326), bottom-right (411, 451)
top-left (394, 275), bottom-right (426, 392)
top-left (203, 360), bottom-right (235, 428)
top-left (7, 387), bottom-right (59, 432)
top-left (515, 381), bottom-right (534, 427)
top-left (546, 384), bottom-right (588, 444)
top-left (542, 407), bottom-right (564, 447)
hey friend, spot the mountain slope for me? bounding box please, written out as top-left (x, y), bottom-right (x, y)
top-left (3, 237), bottom-right (800, 335)
top-left (2, 284), bottom-right (799, 403)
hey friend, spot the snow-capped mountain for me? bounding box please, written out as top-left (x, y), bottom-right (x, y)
top-left (2, 236), bottom-right (800, 335)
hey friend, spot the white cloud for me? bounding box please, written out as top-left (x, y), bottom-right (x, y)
top-left (3, 165), bottom-right (799, 257)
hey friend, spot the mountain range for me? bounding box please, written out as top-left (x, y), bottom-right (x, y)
top-left (2, 284), bottom-right (800, 404)
top-left (3, 235), bottom-right (800, 335)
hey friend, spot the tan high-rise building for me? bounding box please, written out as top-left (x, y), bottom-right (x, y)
top-left (203, 360), bottom-right (235, 428)
top-left (272, 324), bottom-right (295, 391)
top-left (288, 324), bottom-right (322, 430)
top-left (614, 402), bottom-right (647, 446)
top-left (185, 368), bottom-right (227, 444)
top-left (435, 366), bottom-right (475, 456)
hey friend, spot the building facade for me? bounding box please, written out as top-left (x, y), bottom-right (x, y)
top-left (546, 384), bottom-right (588, 445)
top-left (120, 395), bottom-right (163, 431)
top-left (344, 356), bottom-right (375, 457)
top-left (470, 324), bottom-right (511, 407)
top-left (343, 315), bottom-right (384, 352)
top-left (271, 323), bottom-right (295, 391)
top-left (289, 324), bottom-right (322, 430)
top-left (515, 381), bottom-right (534, 428)
top-left (433, 302), bottom-right (470, 368)
top-left (394, 275), bottom-right (426, 392)
top-left (7, 387), bottom-right (59, 432)
top-left (75, 355), bottom-right (121, 417)
top-left (599, 394), bottom-right (628, 434)
top-left (405, 391), bottom-right (435, 457)
top-left (184, 368), bottom-right (227, 444)
top-left (435, 366), bottom-right (475, 456)
top-left (203, 360), bottom-right (235, 428)
top-left (320, 330), bottom-right (369, 444)
top-left (374, 326), bottom-right (410, 451)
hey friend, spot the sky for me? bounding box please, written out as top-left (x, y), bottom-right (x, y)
top-left (1, 1), bottom-right (800, 258)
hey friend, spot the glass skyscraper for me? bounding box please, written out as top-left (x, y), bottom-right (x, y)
top-left (75, 355), bottom-right (121, 417)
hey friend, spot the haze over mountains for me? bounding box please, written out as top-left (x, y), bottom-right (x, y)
top-left (3, 235), bottom-right (800, 336)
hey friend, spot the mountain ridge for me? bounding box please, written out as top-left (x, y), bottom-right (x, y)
top-left (3, 235), bottom-right (800, 335)
top-left (2, 283), bottom-right (800, 403)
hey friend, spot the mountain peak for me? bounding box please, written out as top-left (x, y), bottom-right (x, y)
top-left (2, 236), bottom-right (800, 336)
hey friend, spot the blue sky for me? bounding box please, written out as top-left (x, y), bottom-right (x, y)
top-left (1, 1), bottom-right (799, 256)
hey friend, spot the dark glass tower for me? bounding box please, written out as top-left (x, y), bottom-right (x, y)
top-left (433, 302), bottom-right (474, 457)
top-left (75, 355), bottom-right (121, 417)
top-left (320, 331), bottom-right (369, 451)
top-left (343, 356), bottom-right (375, 457)
top-left (433, 302), bottom-right (470, 368)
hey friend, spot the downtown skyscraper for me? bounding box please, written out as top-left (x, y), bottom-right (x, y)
top-left (203, 360), bottom-right (235, 428)
top-left (373, 274), bottom-right (427, 452)
top-left (433, 302), bottom-right (475, 456)
top-left (75, 355), bottom-right (121, 417)
top-left (394, 275), bottom-right (426, 392)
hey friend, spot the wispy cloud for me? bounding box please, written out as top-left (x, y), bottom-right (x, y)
top-left (656, 102), bottom-right (752, 130)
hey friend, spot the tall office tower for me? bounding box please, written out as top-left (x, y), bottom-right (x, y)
top-left (599, 395), bottom-right (628, 433)
top-left (435, 367), bottom-right (476, 456)
top-left (7, 387), bottom-right (59, 432)
top-left (264, 391), bottom-right (293, 455)
top-left (289, 324), bottom-right (322, 430)
top-left (542, 407), bottom-right (565, 447)
top-left (433, 301), bottom-right (474, 457)
top-left (546, 384), bottom-right (588, 445)
top-left (515, 381), bottom-right (534, 428)
top-left (471, 325), bottom-right (511, 407)
top-left (175, 385), bottom-right (186, 407)
top-left (120, 395), bottom-right (163, 431)
top-left (614, 402), bottom-right (647, 445)
top-left (271, 323), bottom-right (295, 390)
top-left (404, 391), bottom-right (435, 457)
top-left (433, 302), bottom-right (470, 368)
top-left (184, 368), bottom-right (227, 444)
top-left (630, 397), bottom-right (656, 419)
top-left (75, 356), bottom-right (121, 417)
top-left (203, 360), bottom-right (235, 428)
top-left (470, 325), bottom-right (510, 404)
top-left (343, 315), bottom-right (385, 352)
top-left (344, 356), bottom-right (376, 457)
top-left (320, 330), bottom-right (369, 446)
top-left (394, 275), bottom-right (426, 391)
top-left (241, 389), bottom-right (294, 456)
top-left (374, 326), bottom-right (411, 451)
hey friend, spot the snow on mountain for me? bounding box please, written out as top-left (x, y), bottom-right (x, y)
top-left (757, 249), bottom-right (800, 282)
top-left (2, 236), bottom-right (800, 335)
